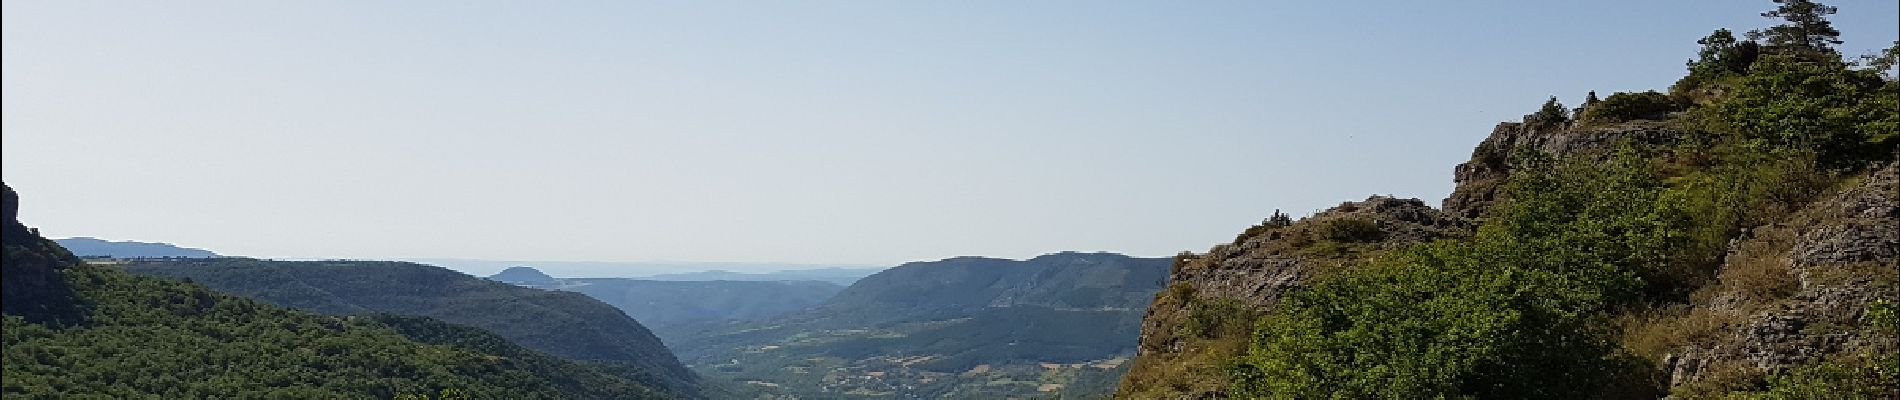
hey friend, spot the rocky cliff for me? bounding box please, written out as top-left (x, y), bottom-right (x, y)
top-left (1444, 120), bottom-right (1684, 219)
top-left (1117, 105), bottom-right (1897, 398)
top-left (1117, 196), bottom-right (1469, 399)
top-left (1658, 163), bottom-right (1897, 396)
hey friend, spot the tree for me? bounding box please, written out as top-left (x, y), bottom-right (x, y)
top-left (1579, 91), bottom-right (1678, 123)
top-left (1753, 0), bottom-right (1842, 59)
top-left (1713, 54), bottom-right (1894, 168)
top-left (1689, 29), bottom-right (1761, 76)
top-left (1859, 40), bottom-right (1900, 80)
top-left (1527, 96), bottom-right (1569, 130)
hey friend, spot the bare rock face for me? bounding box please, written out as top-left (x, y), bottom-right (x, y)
top-left (1788, 165), bottom-right (1900, 271)
top-left (1662, 163), bottom-right (1899, 392)
top-left (1444, 121), bottom-right (1684, 219)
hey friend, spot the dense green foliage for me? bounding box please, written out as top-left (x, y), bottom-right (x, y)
top-left (1580, 91), bottom-right (1680, 124)
top-left (121, 258), bottom-right (701, 397)
top-left (1, 184), bottom-right (81, 325)
top-left (3, 184), bottom-right (674, 399)
top-left (363, 314), bottom-right (671, 398)
top-left (1678, 29), bottom-right (1762, 94)
top-left (1527, 96), bottom-right (1570, 130)
top-left (1227, 2), bottom-right (1895, 397)
top-left (1, 265), bottom-right (664, 399)
top-left (1699, 53), bottom-right (1896, 168)
top-left (1318, 217), bottom-right (1383, 243)
top-left (1232, 154), bottom-right (1677, 399)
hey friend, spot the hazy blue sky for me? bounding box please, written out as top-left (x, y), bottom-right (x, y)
top-left (5, 1), bottom-right (1896, 269)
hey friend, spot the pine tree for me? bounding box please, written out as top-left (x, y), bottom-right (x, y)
top-left (1753, 0), bottom-right (1842, 59)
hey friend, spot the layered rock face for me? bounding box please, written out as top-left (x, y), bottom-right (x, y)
top-left (1120, 196), bottom-right (1467, 399)
top-left (1663, 163), bottom-right (1898, 393)
top-left (1444, 120), bottom-right (1684, 219)
top-left (1168, 197), bottom-right (1467, 310)
top-left (1119, 120), bottom-right (1696, 399)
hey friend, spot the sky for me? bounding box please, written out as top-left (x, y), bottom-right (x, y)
top-left (5, 1), bottom-right (1897, 270)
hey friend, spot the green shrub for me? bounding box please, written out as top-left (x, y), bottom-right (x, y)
top-left (1234, 210), bottom-right (1295, 244)
top-left (1320, 218), bottom-right (1382, 243)
top-left (1709, 54), bottom-right (1895, 169)
top-left (1580, 91), bottom-right (1680, 123)
top-left (1230, 152), bottom-right (1682, 399)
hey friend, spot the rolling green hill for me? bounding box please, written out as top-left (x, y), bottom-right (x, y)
top-left (1, 183), bottom-right (667, 399)
top-left (122, 258), bottom-right (702, 398)
top-left (664, 252), bottom-right (1167, 399)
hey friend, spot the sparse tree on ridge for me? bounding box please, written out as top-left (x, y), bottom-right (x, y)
top-left (1753, 0), bottom-right (1843, 59)
top-left (1528, 96), bottom-right (1569, 131)
top-left (1689, 28), bottom-right (1761, 76)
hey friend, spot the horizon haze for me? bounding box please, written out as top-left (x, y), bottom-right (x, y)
top-left (6, 1), bottom-right (1896, 265)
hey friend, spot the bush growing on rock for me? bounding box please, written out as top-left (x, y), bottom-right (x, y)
top-left (1580, 91), bottom-right (1680, 124)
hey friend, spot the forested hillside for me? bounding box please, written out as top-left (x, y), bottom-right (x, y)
top-left (665, 252), bottom-right (1168, 399)
top-left (122, 258), bottom-right (702, 398)
top-left (1, 184), bottom-right (667, 399)
top-left (1121, 1), bottom-right (1898, 398)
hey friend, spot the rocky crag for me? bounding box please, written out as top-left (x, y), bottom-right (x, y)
top-left (1119, 98), bottom-right (1896, 398)
top-left (1658, 163), bottom-right (1896, 397)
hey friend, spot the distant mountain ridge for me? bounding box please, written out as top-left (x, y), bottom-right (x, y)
top-left (489, 266), bottom-right (559, 285)
top-left (4, 183), bottom-right (666, 398)
top-left (404, 258), bottom-right (881, 283)
top-left (486, 266), bottom-right (845, 329)
top-left (824, 252), bottom-right (1166, 314)
top-left (53, 237), bottom-right (218, 258)
top-left (636, 267), bottom-right (885, 286)
top-left (665, 251), bottom-right (1168, 399)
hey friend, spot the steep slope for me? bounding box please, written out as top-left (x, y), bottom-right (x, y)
top-left (122, 258), bottom-right (701, 398)
top-left (1119, 197), bottom-right (1470, 398)
top-left (1443, 120), bottom-right (1684, 219)
top-left (1119, 11), bottom-right (1899, 394)
top-left (1, 183), bottom-right (665, 399)
top-left (1, 184), bottom-right (81, 324)
top-left (666, 252), bottom-right (1168, 399)
top-left (53, 237), bottom-right (219, 258)
top-left (1651, 163), bottom-right (1897, 397)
